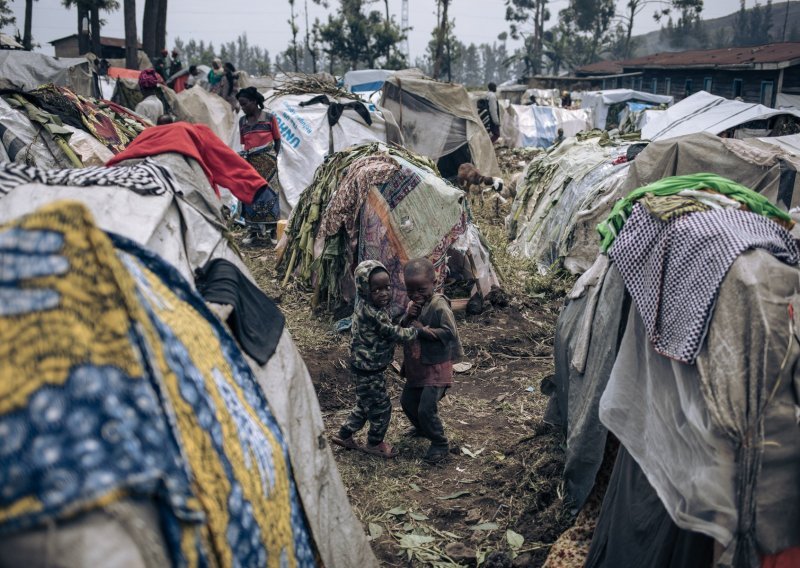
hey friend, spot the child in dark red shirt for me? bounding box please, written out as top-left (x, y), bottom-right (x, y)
top-left (401, 258), bottom-right (464, 464)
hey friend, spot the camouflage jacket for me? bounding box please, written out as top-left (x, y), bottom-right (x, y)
top-left (351, 260), bottom-right (417, 372)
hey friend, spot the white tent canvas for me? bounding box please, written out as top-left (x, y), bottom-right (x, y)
top-left (501, 104), bottom-right (593, 148)
top-left (581, 89), bottom-right (673, 129)
top-left (641, 91), bottom-right (800, 141)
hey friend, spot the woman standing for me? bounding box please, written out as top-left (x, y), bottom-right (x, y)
top-left (221, 62), bottom-right (240, 110)
top-left (237, 87), bottom-right (282, 246)
top-left (207, 58), bottom-right (224, 93)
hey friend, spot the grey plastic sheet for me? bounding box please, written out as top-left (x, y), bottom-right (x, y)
top-left (600, 250), bottom-right (800, 564)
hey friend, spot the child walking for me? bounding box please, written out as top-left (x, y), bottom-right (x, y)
top-left (401, 258), bottom-right (464, 464)
top-left (332, 260), bottom-right (418, 458)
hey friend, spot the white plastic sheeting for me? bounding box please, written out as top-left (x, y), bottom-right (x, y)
top-left (173, 86), bottom-right (235, 144)
top-left (265, 93), bottom-right (397, 208)
top-left (522, 88), bottom-right (560, 107)
top-left (0, 153), bottom-right (380, 568)
top-left (641, 91), bottom-right (800, 141)
top-left (776, 93), bottom-right (800, 109)
top-left (581, 89), bottom-right (673, 129)
top-left (501, 104), bottom-right (593, 148)
top-left (0, 97), bottom-right (73, 168)
top-left (0, 51), bottom-right (94, 96)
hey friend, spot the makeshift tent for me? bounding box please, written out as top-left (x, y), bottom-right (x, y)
top-left (522, 88), bottom-right (560, 107)
top-left (506, 133), bottom-right (638, 274)
top-left (0, 51), bottom-right (95, 97)
top-left (0, 85), bottom-right (148, 168)
top-left (169, 85), bottom-right (235, 143)
top-left (279, 143), bottom-right (502, 316)
top-left (380, 69), bottom-right (501, 179)
top-left (509, 132), bottom-right (800, 276)
top-left (641, 91), bottom-right (800, 141)
top-left (545, 171), bottom-right (800, 566)
top-left (501, 104), bottom-right (593, 148)
top-left (581, 89), bottom-right (673, 130)
top-left (0, 149), bottom-right (379, 567)
top-left (776, 92), bottom-right (800, 110)
top-left (343, 69), bottom-right (396, 103)
top-left (255, 93), bottom-right (403, 210)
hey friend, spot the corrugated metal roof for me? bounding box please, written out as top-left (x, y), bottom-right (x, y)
top-left (576, 42), bottom-right (800, 75)
top-left (623, 42), bottom-right (800, 68)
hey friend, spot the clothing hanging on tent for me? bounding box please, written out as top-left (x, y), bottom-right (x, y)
top-left (107, 122), bottom-right (265, 204)
top-left (609, 203), bottom-right (799, 364)
top-left (194, 258), bottom-right (285, 365)
top-left (0, 158), bottom-right (177, 198)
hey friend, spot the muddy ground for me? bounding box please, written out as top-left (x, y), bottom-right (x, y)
top-left (240, 150), bottom-right (573, 567)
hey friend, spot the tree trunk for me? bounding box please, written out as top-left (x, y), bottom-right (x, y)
top-left (624, 3), bottom-right (635, 58)
top-left (23, 0), bottom-right (33, 50)
top-left (124, 0), bottom-right (138, 69)
top-left (90, 4), bottom-right (102, 56)
top-left (433, 0), bottom-right (449, 80)
top-left (383, 0), bottom-right (390, 21)
top-left (142, 0), bottom-right (157, 57)
top-left (155, 0), bottom-right (167, 54)
top-left (77, 4), bottom-right (90, 54)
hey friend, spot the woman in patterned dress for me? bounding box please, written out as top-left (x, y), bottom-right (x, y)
top-left (237, 87), bottom-right (282, 246)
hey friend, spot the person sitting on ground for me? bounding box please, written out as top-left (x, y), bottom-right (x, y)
top-left (486, 82), bottom-right (501, 143)
top-left (207, 58), bottom-right (224, 94)
top-left (553, 128), bottom-right (565, 146)
top-left (236, 87), bottom-right (282, 246)
top-left (134, 68), bottom-right (166, 125)
top-left (401, 258), bottom-right (463, 464)
top-left (332, 261), bottom-right (419, 459)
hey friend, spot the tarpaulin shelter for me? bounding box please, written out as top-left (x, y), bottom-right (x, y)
top-left (380, 69), bottom-right (501, 180)
top-left (0, 85), bottom-right (148, 168)
top-left (545, 150), bottom-right (800, 566)
top-left (501, 104), bottom-right (593, 148)
top-left (0, 51), bottom-right (94, 97)
top-left (522, 88), bottom-right (560, 107)
top-left (279, 143), bottom-right (502, 316)
top-left (581, 89), bottom-right (673, 130)
top-left (506, 133), bottom-right (638, 274)
top-left (343, 69), bottom-right (396, 103)
top-left (642, 90), bottom-right (800, 141)
top-left (0, 145), bottom-right (379, 567)
top-left (256, 93), bottom-right (403, 210)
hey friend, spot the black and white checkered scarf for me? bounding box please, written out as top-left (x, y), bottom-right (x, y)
top-left (0, 158), bottom-right (176, 198)
top-left (609, 203), bottom-right (799, 364)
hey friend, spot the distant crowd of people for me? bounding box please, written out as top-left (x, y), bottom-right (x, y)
top-left (138, 47), bottom-right (241, 110)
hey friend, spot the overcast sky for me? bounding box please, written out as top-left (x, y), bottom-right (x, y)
top-left (5, 0), bottom-right (744, 62)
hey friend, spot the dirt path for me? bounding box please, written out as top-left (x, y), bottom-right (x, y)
top-left (241, 199), bottom-right (572, 567)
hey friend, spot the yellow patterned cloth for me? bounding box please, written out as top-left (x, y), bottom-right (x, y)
top-left (0, 201), bottom-right (316, 567)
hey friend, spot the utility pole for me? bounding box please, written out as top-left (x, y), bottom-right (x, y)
top-left (783, 0), bottom-right (791, 41)
top-left (401, 0), bottom-right (409, 61)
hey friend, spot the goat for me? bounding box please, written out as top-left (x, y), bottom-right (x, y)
top-left (456, 163), bottom-right (506, 216)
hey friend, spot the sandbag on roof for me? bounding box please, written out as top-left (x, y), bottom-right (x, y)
top-left (381, 70), bottom-right (501, 178)
top-left (641, 90), bottom-right (800, 141)
top-left (0, 51), bottom-right (94, 97)
top-left (279, 143), bottom-right (501, 315)
top-left (0, 153), bottom-right (379, 568)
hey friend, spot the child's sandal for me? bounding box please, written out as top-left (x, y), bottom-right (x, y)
top-left (331, 435), bottom-right (360, 450)
top-left (362, 441), bottom-right (398, 459)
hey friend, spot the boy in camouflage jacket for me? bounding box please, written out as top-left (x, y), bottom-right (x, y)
top-left (332, 260), bottom-right (417, 458)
